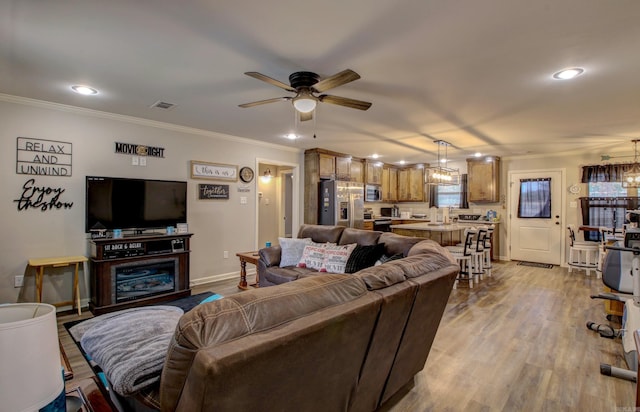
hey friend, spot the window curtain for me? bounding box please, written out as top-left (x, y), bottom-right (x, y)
top-left (429, 185), bottom-right (439, 208)
top-left (517, 178), bottom-right (551, 218)
top-left (581, 164), bottom-right (634, 183)
top-left (580, 197), bottom-right (639, 240)
top-left (460, 174), bottom-right (469, 209)
top-left (581, 163), bottom-right (639, 240)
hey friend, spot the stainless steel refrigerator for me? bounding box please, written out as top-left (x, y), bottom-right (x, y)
top-left (318, 180), bottom-right (364, 229)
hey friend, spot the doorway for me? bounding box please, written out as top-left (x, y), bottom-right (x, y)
top-left (509, 169), bottom-right (565, 265)
top-left (256, 160), bottom-right (299, 249)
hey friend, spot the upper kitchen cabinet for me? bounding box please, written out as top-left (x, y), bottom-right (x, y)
top-left (467, 156), bottom-right (500, 203)
top-left (398, 165), bottom-right (425, 202)
top-left (382, 166), bottom-right (398, 202)
top-left (366, 161), bottom-right (383, 185)
top-left (344, 157), bottom-right (364, 182)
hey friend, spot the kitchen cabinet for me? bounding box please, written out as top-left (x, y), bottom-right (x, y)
top-left (348, 158), bottom-right (364, 182)
top-left (467, 156), bottom-right (500, 203)
top-left (366, 161), bottom-right (383, 185)
top-left (398, 166), bottom-right (425, 202)
top-left (382, 166), bottom-right (398, 202)
top-left (318, 153), bottom-right (336, 178)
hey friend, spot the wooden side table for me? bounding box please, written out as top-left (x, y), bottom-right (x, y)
top-left (66, 376), bottom-right (117, 412)
top-left (236, 251), bottom-right (260, 290)
top-left (28, 255), bottom-right (88, 315)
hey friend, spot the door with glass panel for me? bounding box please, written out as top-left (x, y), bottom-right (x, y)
top-left (509, 170), bottom-right (564, 264)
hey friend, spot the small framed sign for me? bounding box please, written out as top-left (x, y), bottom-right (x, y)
top-left (198, 184), bottom-right (230, 200)
top-left (190, 161), bottom-right (237, 181)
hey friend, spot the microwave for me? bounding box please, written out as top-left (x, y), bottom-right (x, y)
top-left (365, 185), bottom-right (382, 202)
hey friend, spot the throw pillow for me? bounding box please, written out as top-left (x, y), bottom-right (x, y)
top-left (279, 237), bottom-right (313, 267)
top-left (345, 243), bottom-right (386, 274)
top-left (321, 243), bottom-right (357, 274)
top-left (297, 243), bottom-right (328, 270)
top-left (374, 252), bottom-right (404, 266)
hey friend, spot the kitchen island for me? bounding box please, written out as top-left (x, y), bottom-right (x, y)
top-left (390, 220), bottom-right (500, 258)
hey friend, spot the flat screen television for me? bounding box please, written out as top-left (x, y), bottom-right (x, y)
top-left (85, 176), bottom-right (187, 232)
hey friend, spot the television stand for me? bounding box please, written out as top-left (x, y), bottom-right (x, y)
top-left (88, 233), bottom-right (193, 315)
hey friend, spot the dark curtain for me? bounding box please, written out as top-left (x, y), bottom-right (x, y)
top-left (460, 174), bottom-right (469, 209)
top-left (517, 178), bottom-right (551, 218)
top-left (581, 164), bottom-right (634, 183)
top-left (429, 184), bottom-right (439, 208)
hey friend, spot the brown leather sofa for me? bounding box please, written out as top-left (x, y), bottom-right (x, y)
top-left (148, 226), bottom-right (458, 412)
top-left (258, 224), bottom-right (443, 286)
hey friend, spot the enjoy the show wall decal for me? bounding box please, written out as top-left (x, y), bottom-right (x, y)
top-left (17, 137), bottom-right (73, 176)
top-left (14, 178), bottom-right (74, 211)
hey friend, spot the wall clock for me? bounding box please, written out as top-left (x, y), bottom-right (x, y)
top-left (239, 166), bottom-right (254, 183)
top-left (568, 184), bottom-right (581, 194)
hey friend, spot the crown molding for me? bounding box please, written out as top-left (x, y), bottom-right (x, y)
top-left (0, 93), bottom-right (301, 154)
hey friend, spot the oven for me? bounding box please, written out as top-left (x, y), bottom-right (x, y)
top-left (373, 218), bottom-right (392, 232)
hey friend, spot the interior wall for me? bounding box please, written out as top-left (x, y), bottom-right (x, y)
top-left (0, 97), bottom-right (302, 304)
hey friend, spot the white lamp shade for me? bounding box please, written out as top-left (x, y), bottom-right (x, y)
top-left (0, 303), bottom-right (63, 412)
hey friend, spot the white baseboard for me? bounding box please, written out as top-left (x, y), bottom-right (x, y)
top-left (190, 268), bottom-right (254, 288)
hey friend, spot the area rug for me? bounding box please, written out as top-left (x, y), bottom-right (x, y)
top-left (517, 261), bottom-right (554, 269)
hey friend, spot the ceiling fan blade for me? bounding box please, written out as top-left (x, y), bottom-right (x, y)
top-left (238, 96), bottom-right (291, 108)
top-left (299, 111), bottom-right (313, 122)
top-left (312, 69), bottom-right (360, 93)
top-left (318, 94), bottom-right (372, 111)
top-left (244, 72), bottom-right (295, 92)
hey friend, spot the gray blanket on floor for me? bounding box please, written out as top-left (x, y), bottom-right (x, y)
top-left (69, 306), bottom-right (183, 396)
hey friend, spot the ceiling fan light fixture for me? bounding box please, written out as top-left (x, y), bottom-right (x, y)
top-left (292, 96), bottom-right (317, 113)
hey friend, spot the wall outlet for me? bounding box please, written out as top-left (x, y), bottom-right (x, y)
top-left (223, 251), bottom-right (229, 259)
top-left (14, 275), bottom-right (24, 288)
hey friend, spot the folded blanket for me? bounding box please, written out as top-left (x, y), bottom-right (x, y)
top-left (70, 306), bottom-right (183, 396)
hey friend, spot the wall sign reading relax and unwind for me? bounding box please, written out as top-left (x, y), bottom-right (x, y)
top-left (198, 184), bottom-right (230, 200)
top-left (14, 178), bottom-right (74, 211)
top-left (16, 137), bottom-right (73, 177)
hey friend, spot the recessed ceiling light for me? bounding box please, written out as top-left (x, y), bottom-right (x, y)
top-left (371, 154), bottom-right (379, 159)
top-left (398, 160), bottom-right (406, 165)
top-left (552, 67), bottom-right (585, 80)
top-left (285, 133), bottom-right (297, 140)
top-left (71, 85), bottom-right (98, 95)
top-left (474, 152), bottom-right (482, 157)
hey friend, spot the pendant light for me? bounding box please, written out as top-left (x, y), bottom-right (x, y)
top-left (622, 139), bottom-right (640, 188)
top-left (426, 140), bottom-right (459, 186)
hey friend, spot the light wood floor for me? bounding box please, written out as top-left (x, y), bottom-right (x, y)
top-left (58, 262), bottom-right (636, 411)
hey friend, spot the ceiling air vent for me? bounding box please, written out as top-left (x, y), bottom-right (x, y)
top-left (151, 101), bottom-right (176, 110)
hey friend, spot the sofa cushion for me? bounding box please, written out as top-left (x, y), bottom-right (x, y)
top-left (346, 243), bottom-right (386, 273)
top-left (339, 228), bottom-right (382, 246)
top-left (379, 232), bottom-right (425, 257)
top-left (279, 237), bottom-right (313, 267)
top-left (297, 243), bottom-right (329, 270)
top-left (298, 224), bottom-right (345, 244)
top-left (263, 265), bottom-right (318, 284)
top-left (408, 239), bottom-right (456, 264)
top-left (321, 243), bottom-right (357, 273)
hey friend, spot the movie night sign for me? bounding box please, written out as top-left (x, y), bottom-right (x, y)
top-left (16, 137), bottom-right (73, 177)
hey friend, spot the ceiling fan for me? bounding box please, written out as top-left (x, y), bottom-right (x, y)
top-left (239, 69), bottom-right (372, 121)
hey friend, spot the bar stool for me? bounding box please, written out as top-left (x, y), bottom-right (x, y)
top-left (446, 230), bottom-right (474, 289)
top-left (482, 225), bottom-right (495, 278)
top-left (468, 228), bottom-right (486, 284)
top-left (567, 225), bottom-right (599, 277)
top-left (28, 255), bottom-right (88, 315)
